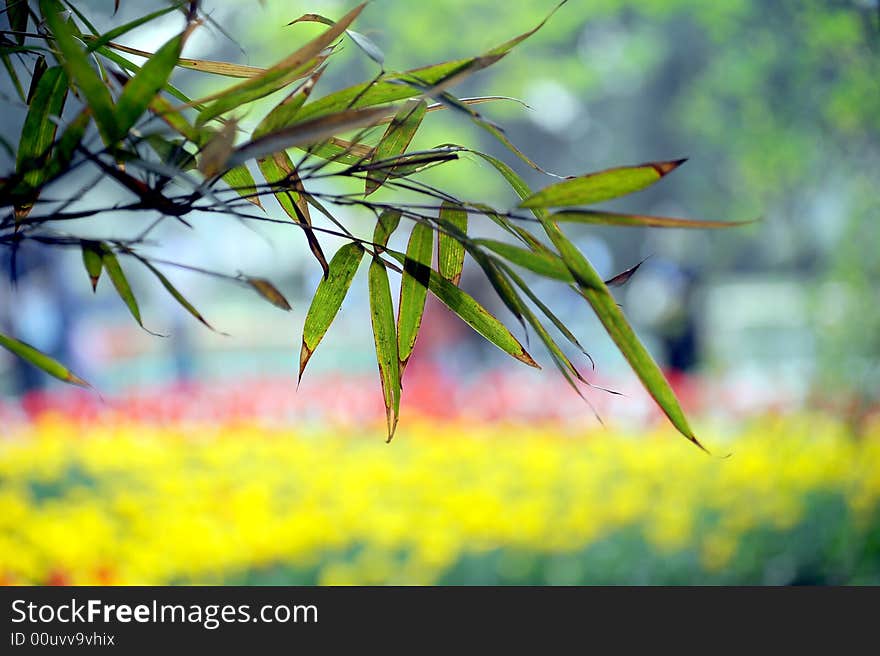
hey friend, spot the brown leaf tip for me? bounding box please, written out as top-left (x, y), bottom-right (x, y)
top-left (652, 158), bottom-right (688, 177)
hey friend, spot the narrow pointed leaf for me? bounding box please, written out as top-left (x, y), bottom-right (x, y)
top-left (98, 40), bottom-right (265, 77)
top-left (386, 251), bottom-right (538, 369)
top-left (6, 0), bottom-right (29, 45)
top-left (80, 240), bottom-right (103, 292)
top-left (253, 66), bottom-right (326, 138)
top-left (476, 238), bottom-right (572, 281)
top-left (0, 332), bottom-right (89, 387)
top-left (437, 201), bottom-right (467, 285)
top-left (520, 159), bottom-right (686, 208)
top-left (245, 277), bottom-right (292, 311)
top-left (140, 260), bottom-right (218, 332)
top-left (396, 221), bottom-right (432, 372)
top-left (115, 25), bottom-right (192, 139)
top-left (366, 100), bottom-right (426, 195)
top-left (195, 3), bottom-right (366, 125)
top-left (99, 245), bottom-right (146, 328)
top-left (486, 0), bottom-right (568, 56)
top-left (605, 258), bottom-right (649, 288)
top-left (373, 208), bottom-right (401, 249)
top-left (368, 258), bottom-right (401, 441)
top-left (83, 3), bottom-right (187, 53)
top-left (553, 209), bottom-right (751, 229)
top-left (41, 0), bottom-right (118, 143)
top-left (15, 65), bottom-right (68, 194)
top-left (299, 242), bottom-right (364, 382)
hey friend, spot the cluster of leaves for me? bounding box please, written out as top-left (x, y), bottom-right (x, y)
top-left (0, 1), bottom-right (742, 448)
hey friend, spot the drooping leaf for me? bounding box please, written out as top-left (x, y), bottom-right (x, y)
top-left (245, 276), bottom-right (292, 311)
top-left (0, 332), bottom-right (89, 387)
top-left (486, 0), bottom-right (568, 56)
top-left (198, 119), bottom-right (238, 178)
top-left (372, 208), bottom-right (401, 249)
top-left (114, 25), bottom-right (193, 139)
top-left (80, 240), bottom-right (103, 292)
top-left (552, 209), bottom-right (752, 229)
top-left (396, 221), bottom-right (432, 374)
top-left (139, 259), bottom-right (218, 332)
top-left (299, 242), bottom-right (364, 382)
top-left (386, 250), bottom-right (538, 369)
top-left (437, 201), bottom-right (467, 285)
top-left (366, 99), bottom-right (426, 195)
top-left (194, 3), bottom-right (366, 125)
top-left (287, 12), bottom-right (384, 65)
top-left (476, 238), bottom-right (572, 281)
top-left (368, 258), bottom-right (401, 441)
top-left (256, 150), bottom-right (328, 276)
top-left (476, 144), bottom-right (704, 449)
top-left (41, 0), bottom-right (118, 143)
top-left (520, 159), bottom-right (687, 208)
top-left (220, 165), bottom-right (262, 208)
top-left (99, 244), bottom-right (150, 331)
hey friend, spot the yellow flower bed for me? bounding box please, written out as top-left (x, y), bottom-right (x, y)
top-left (1, 413), bottom-right (879, 585)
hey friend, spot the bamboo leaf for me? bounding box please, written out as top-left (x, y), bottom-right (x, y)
top-left (15, 65), bottom-right (68, 192)
top-left (80, 240), bottom-right (103, 292)
top-left (287, 12), bottom-right (384, 65)
top-left (83, 3), bottom-right (187, 53)
top-left (256, 151), bottom-right (328, 276)
top-left (396, 221), bottom-right (432, 373)
top-left (366, 100), bottom-right (426, 195)
top-left (552, 209), bottom-right (752, 229)
top-left (41, 0), bottom-right (118, 143)
top-left (99, 244), bottom-right (161, 334)
top-left (299, 242), bottom-right (364, 382)
top-left (197, 119), bottom-right (238, 178)
top-left (97, 40), bottom-right (265, 78)
top-left (245, 276), bottom-right (292, 311)
top-left (253, 66), bottom-right (326, 138)
top-left (6, 0), bottom-right (29, 46)
top-left (520, 159), bottom-right (687, 208)
top-left (437, 201), bottom-right (467, 285)
top-left (373, 208), bottom-right (401, 249)
top-left (115, 25), bottom-right (193, 139)
top-left (605, 258), bottom-right (649, 288)
top-left (195, 3), bottom-right (366, 125)
top-left (368, 258), bottom-right (401, 441)
top-left (386, 251), bottom-right (538, 369)
top-left (476, 238), bottom-right (572, 281)
top-left (139, 260), bottom-right (218, 332)
top-left (485, 0), bottom-right (568, 56)
top-left (0, 332), bottom-right (89, 387)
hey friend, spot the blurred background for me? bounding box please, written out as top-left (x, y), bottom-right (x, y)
top-left (0, 0), bottom-right (879, 585)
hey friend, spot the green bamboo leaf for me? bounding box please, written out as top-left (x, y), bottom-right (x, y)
top-left (83, 3), bottom-right (186, 53)
top-left (368, 258), bottom-right (401, 442)
top-left (373, 208), bottom-right (401, 249)
top-left (396, 221), bottom-right (432, 373)
top-left (253, 66), bottom-right (326, 138)
top-left (485, 0), bottom-right (568, 56)
top-left (139, 260), bottom-right (218, 332)
top-left (245, 277), bottom-right (292, 311)
top-left (80, 240), bottom-right (103, 292)
top-left (195, 4), bottom-right (366, 126)
top-left (287, 13), bottom-right (384, 65)
top-left (15, 65), bottom-right (68, 189)
top-left (256, 151), bottom-right (328, 276)
top-left (366, 100), bottom-right (426, 195)
top-left (115, 25), bottom-right (193, 139)
top-left (386, 250), bottom-right (538, 369)
top-left (299, 242), bottom-right (364, 383)
top-left (552, 209), bottom-right (752, 229)
top-left (41, 108), bottom-right (90, 181)
top-left (437, 201), bottom-right (467, 285)
top-left (520, 159), bottom-right (686, 208)
top-left (476, 238), bottom-right (572, 281)
top-left (476, 146), bottom-right (703, 448)
top-left (99, 244), bottom-right (148, 330)
top-left (41, 0), bottom-right (118, 143)
top-left (549, 226), bottom-right (706, 451)
top-left (0, 332), bottom-right (89, 387)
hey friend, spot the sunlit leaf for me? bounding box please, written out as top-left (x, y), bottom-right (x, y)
top-left (366, 100), bottom-right (426, 195)
top-left (287, 11), bottom-right (384, 65)
top-left (194, 3), bottom-right (366, 125)
top-left (396, 221), bottom-right (432, 374)
top-left (0, 332), bottom-right (89, 387)
top-left (386, 251), bottom-right (538, 369)
top-left (437, 201), bottom-right (467, 285)
top-left (520, 159), bottom-right (687, 208)
top-left (373, 208), bottom-right (401, 249)
top-left (552, 209), bottom-right (751, 229)
top-left (476, 238), bottom-right (572, 281)
top-left (299, 242), bottom-right (364, 382)
top-left (368, 258), bottom-right (401, 441)
top-left (253, 66), bottom-right (326, 138)
top-left (98, 40), bottom-right (265, 78)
